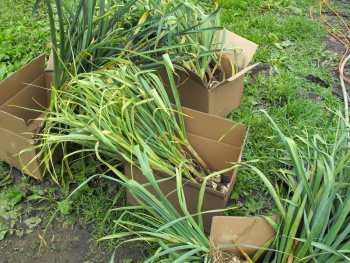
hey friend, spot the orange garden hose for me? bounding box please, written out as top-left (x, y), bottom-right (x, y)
top-left (311, 0), bottom-right (350, 139)
top-left (310, 0), bottom-right (350, 83)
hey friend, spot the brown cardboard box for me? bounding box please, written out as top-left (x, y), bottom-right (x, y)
top-left (210, 216), bottom-right (277, 259)
top-left (0, 53), bottom-right (60, 179)
top-left (125, 106), bottom-right (246, 231)
top-left (159, 29), bottom-right (259, 117)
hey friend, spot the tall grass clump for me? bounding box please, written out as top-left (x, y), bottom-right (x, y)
top-left (249, 110), bottom-right (350, 262)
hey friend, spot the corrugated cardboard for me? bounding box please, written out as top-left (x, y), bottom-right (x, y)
top-left (125, 106), bottom-right (246, 231)
top-left (158, 29), bottom-right (259, 117)
top-left (210, 216), bottom-right (277, 258)
top-left (0, 53), bottom-right (61, 179)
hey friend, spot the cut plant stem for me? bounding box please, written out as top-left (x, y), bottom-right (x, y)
top-left (184, 143), bottom-right (211, 175)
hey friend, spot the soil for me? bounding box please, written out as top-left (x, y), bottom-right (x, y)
top-left (323, 35), bottom-right (350, 100)
top-left (0, 167), bottom-right (146, 263)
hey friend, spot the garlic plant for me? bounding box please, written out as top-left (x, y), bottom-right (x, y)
top-left (23, 56), bottom-right (210, 183)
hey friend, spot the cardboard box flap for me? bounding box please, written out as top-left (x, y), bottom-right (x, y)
top-left (210, 216), bottom-right (277, 257)
top-left (217, 29), bottom-right (258, 68)
top-left (219, 55), bottom-right (233, 79)
top-left (0, 53), bottom-right (61, 180)
top-left (46, 49), bottom-right (54, 71)
top-left (181, 107), bottom-right (245, 148)
top-left (0, 54), bottom-right (45, 106)
top-left (227, 63), bottom-right (259, 82)
top-left (0, 126), bottom-right (57, 180)
top-left (186, 133), bottom-right (242, 176)
top-left (45, 72), bottom-right (54, 98)
top-left (0, 111), bottom-right (31, 140)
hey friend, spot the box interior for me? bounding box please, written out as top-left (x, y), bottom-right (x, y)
top-left (181, 107), bottom-right (244, 179)
top-left (0, 53), bottom-right (52, 136)
top-left (0, 54), bottom-right (46, 106)
top-left (0, 74), bottom-right (50, 126)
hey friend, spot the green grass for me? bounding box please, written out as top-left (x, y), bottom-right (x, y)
top-left (215, 0), bottom-right (345, 215)
top-left (0, 0), bottom-right (50, 81)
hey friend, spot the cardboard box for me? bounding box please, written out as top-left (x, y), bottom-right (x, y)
top-left (0, 53), bottom-right (60, 179)
top-left (125, 106), bottom-right (246, 231)
top-left (158, 29), bottom-right (259, 117)
top-left (210, 216), bottom-right (276, 259)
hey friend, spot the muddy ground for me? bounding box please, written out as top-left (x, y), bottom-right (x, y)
top-left (0, 165), bottom-right (146, 263)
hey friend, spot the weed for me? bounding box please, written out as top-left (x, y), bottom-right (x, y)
top-left (24, 216), bottom-right (41, 234)
top-left (31, 243), bottom-right (38, 250)
top-left (0, 161), bottom-right (9, 176)
top-left (0, 188), bottom-right (23, 221)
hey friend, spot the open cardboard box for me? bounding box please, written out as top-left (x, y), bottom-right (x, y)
top-left (210, 216), bottom-right (277, 260)
top-left (125, 106), bottom-right (246, 231)
top-left (0, 53), bottom-right (61, 179)
top-left (158, 29), bottom-right (259, 117)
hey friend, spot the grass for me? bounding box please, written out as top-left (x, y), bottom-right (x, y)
top-left (0, 0), bottom-right (348, 260)
top-left (217, 0), bottom-right (345, 215)
top-left (0, 0), bottom-right (50, 81)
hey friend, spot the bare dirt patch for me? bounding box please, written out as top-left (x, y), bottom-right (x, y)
top-left (0, 165), bottom-right (146, 263)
